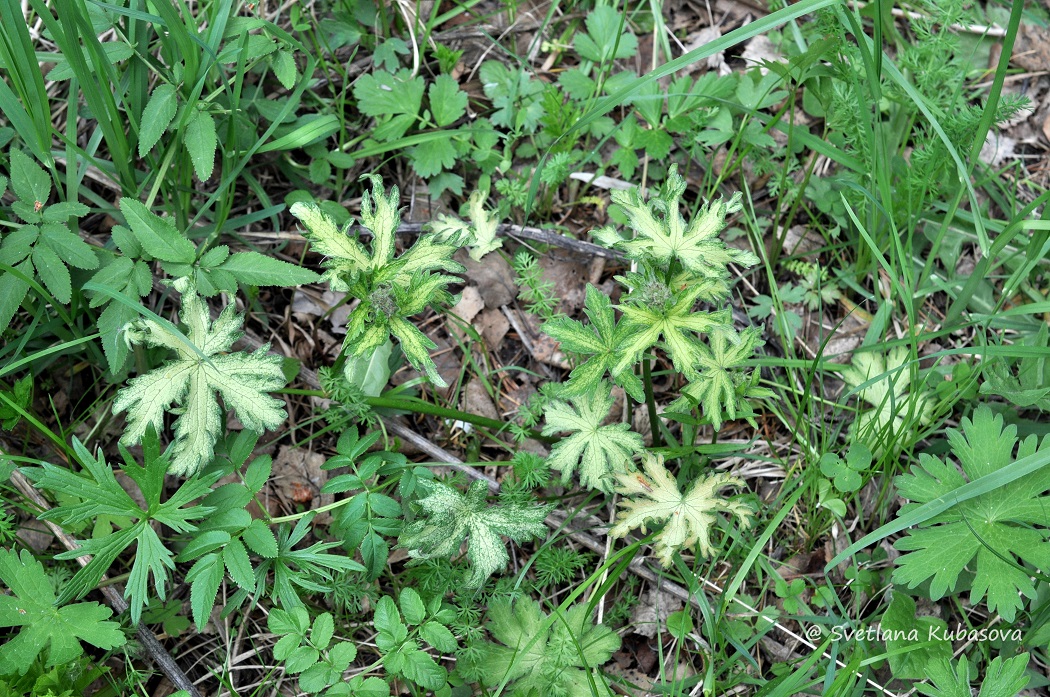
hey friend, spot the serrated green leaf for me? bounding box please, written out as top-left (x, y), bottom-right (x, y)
top-left (42, 201), bottom-right (90, 222)
top-left (880, 593), bottom-right (950, 680)
top-left (917, 653), bottom-right (1030, 697)
top-left (353, 69), bottom-right (424, 117)
top-left (311, 612), bottom-right (335, 650)
top-left (0, 262), bottom-right (33, 333)
top-left (32, 243), bottom-right (72, 303)
top-left (9, 149), bottom-right (50, 206)
top-left (241, 519), bottom-right (279, 558)
top-left (476, 597), bottom-right (620, 697)
top-left (419, 621), bottom-right (457, 653)
top-left (139, 83), bottom-right (178, 156)
top-left (542, 383), bottom-right (644, 491)
top-left (185, 107), bottom-right (217, 181)
top-left (611, 452), bottom-right (753, 566)
top-left (120, 198), bottom-right (196, 263)
top-left (401, 649), bottom-right (446, 690)
top-left (290, 175), bottom-right (464, 388)
top-left (398, 479), bottom-right (552, 588)
top-left (0, 549), bottom-right (125, 676)
top-left (285, 645), bottom-right (321, 673)
top-left (408, 138), bottom-right (456, 178)
top-left (218, 251), bottom-right (320, 287)
top-left (185, 554), bottom-right (223, 632)
top-left (40, 224), bottom-right (98, 269)
top-left (574, 4), bottom-right (637, 63)
top-left (399, 587), bottom-right (425, 626)
top-left (96, 296), bottom-right (135, 373)
top-left (429, 74), bottom-right (467, 127)
top-left (36, 429), bottom-right (215, 624)
top-left (892, 406), bottom-right (1050, 622)
top-left (223, 539), bottom-right (255, 590)
top-left (271, 49), bottom-right (298, 89)
top-left (113, 277), bottom-right (288, 476)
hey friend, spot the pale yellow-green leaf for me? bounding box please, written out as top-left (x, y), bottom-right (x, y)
top-left (113, 277), bottom-right (287, 476)
top-left (611, 453), bottom-right (753, 566)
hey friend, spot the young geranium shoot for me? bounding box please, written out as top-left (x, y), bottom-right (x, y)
top-left (611, 453), bottom-right (753, 566)
top-left (113, 276), bottom-right (288, 476)
top-left (290, 174), bottom-right (466, 387)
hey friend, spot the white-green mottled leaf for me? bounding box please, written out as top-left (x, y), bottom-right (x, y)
top-left (113, 277), bottom-right (288, 476)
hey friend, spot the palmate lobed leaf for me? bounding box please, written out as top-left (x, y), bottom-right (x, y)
top-left (667, 326), bottom-right (772, 430)
top-left (0, 549), bottom-right (126, 676)
top-left (892, 406), bottom-right (1050, 622)
top-left (542, 284), bottom-right (644, 402)
top-left (610, 453), bottom-right (753, 566)
top-left (608, 164), bottom-right (757, 278)
top-left (113, 276), bottom-right (287, 476)
top-left (541, 383), bottom-right (645, 492)
top-left (30, 428), bottom-right (216, 624)
top-left (476, 597), bottom-right (620, 697)
top-left (398, 479), bottom-right (552, 588)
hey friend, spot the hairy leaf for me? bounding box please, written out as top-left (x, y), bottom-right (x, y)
top-left (398, 479), bottom-right (552, 588)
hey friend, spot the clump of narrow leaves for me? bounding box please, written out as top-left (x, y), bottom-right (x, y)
top-left (473, 597), bottom-right (621, 697)
top-left (290, 174), bottom-right (465, 386)
top-left (610, 453), bottom-right (754, 566)
top-left (113, 276), bottom-right (288, 476)
top-left (892, 406), bottom-right (1050, 622)
top-left (398, 479), bottom-right (552, 587)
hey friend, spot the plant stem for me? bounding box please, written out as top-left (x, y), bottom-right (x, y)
top-left (277, 389), bottom-right (553, 443)
top-left (642, 357), bottom-right (663, 448)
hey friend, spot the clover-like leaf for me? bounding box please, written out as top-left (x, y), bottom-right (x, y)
top-left (0, 548), bottom-right (126, 676)
top-left (892, 406), bottom-right (1050, 622)
top-left (541, 383), bottom-right (644, 492)
top-left (113, 276), bottom-right (288, 476)
top-left (398, 479), bottom-right (552, 588)
top-left (610, 453), bottom-right (753, 566)
top-left (475, 597), bottom-right (620, 697)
